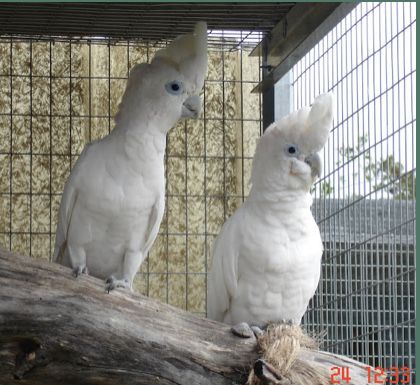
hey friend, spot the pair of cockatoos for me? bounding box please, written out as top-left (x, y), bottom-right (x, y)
top-left (53, 18), bottom-right (333, 335)
top-left (207, 93), bottom-right (334, 336)
top-left (53, 22), bottom-right (208, 292)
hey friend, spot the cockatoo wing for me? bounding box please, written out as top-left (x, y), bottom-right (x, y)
top-left (142, 192), bottom-right (165, 255)
top-left (207, 215), bottom-right (240, 322)
top-left (52, 145), bottom-right (91, 263)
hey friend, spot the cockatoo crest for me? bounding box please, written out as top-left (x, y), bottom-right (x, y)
top-left (264, 93), bottom-right (334, 152)
top-left (116, 22), bottom-right (208, 127)
top-left (252, 93), bottom-right (334, 193)
top-left (153, 21), bottom-right (208, 95)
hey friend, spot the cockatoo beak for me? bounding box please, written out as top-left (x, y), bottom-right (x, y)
top-left (181, 94), bottom-right (201, 119)
top-left (304, 153), bottom-right (322, 179)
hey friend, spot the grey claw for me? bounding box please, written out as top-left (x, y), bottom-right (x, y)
top-left (105, 276), bottom-right (130, 293)
top-left (105, 276), bottom-right (116, 293)
top-left (105, 276), bottom-right (114, 284)
top-left (72, 265), bottom-right (88, 278)
top-left (251, 326), bottom-right (264, 337)
top-left (231, 322), bottom-right (255, 338)
top-left (279, 319), bottom-right (293, 325)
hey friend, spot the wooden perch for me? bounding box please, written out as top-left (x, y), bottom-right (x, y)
top-left (0, 248), bottom-right (381, 385)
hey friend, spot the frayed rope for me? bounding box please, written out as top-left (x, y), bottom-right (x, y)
top-left (246, 323), bottom-right (329, 385)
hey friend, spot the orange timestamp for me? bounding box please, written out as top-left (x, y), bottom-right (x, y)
top-left (330, 366), bottom-right (411, 384)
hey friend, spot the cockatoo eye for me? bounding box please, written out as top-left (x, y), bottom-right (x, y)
top-left (165, 80), bottom-right (184, 95)
top-left (286, 144), bottom-right (299, 157)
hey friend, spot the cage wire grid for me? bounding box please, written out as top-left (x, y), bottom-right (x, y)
top-left (0, 2), bottom-right (294, 47)
top-left (0, 1), bottom-right (416, 377)
top-left (0, 30), bottom-right (263, 315)
top-left (292, 2), bottom-right (416, 380)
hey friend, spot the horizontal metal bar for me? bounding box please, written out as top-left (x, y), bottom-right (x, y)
top-left (0, 2), bottom-right (295, 47)
top-left (0, 75), bottom-right (261, 86)
top-left (323, 218), bottom-right (417, 263)
top-left (251, 2), bottom-right (358, 93)
top-left (325, 317), bottom-right (416, 350)
top-left (310, 267), bottom-right (416, 315)
top-left (1, 231), bottom-right (224, 238)
top-left (317, 117), bottom-right (416, 185)
top-left (293, 19), bottom-right (416, 92)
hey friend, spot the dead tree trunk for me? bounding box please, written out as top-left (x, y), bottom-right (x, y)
top-left (0, 248), bottom-right (376, 385)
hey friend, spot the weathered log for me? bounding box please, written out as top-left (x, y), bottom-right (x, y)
top-left (0, 248), bottom-right (379, 385)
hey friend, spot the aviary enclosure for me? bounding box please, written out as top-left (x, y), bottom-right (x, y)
top-left (0, 2), bottom-right (416, 383)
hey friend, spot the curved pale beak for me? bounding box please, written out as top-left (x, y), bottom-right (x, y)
top-left (304, 153), bottom-right (322, 179)
top-left (181, 94), bottom-right (201, 119)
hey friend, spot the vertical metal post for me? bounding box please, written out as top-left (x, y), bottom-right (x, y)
top-left (221, 34), bottom-right (226, 221)
top-left (262, 88), bottom-right (274, 131)
top-left (240, 32), bottom-right (245, 203)
top-left (203, 77), bottom-right (208, 317)
top-left (108, 39), bottom-right (111, 134)
top-left (69, 40), bottom-right (72, 171)
top-left (9, 40), bottom-right (12, 251)
top-left (49, 41), bottom-right (52, 261)
top-left (262, 39), bottom-right (274, 131)
top-left (29, 40), bottom-right (33, 258)
top-left (88, 41), bottom-right (92, 142)
top-left (184, 105), bottom-right (188, 311)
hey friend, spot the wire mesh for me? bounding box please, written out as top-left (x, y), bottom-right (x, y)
top-left (0, 32), bottom-right (262, 317)
top-left (291, 2), bottom-right (416, 381)
top-left (0, 2), bottom-right (416, 377)
top-left (0, 3), bottom-right (294, 50)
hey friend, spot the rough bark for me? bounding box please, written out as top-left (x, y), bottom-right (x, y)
top-left (0, 248), bottom-right (378, 385)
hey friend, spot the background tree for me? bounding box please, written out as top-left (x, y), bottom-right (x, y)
top-left (319, 135), bottom-right (416, 200)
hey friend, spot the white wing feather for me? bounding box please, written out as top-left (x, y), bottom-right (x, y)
top-left (142, 193), bottom-right (165, 255)
top-left (52, 145), bottom-right (91, 263)
top-left (207, 215), bottom-right (240, 322)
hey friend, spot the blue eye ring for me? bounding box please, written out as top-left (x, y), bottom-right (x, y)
top-left (165, 80), bottom-right (184, 95)
top-left (286, 144), bottom-right (299, 157)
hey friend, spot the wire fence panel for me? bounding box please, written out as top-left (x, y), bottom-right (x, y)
top-left (0, 34), bottom-right (262, 317)
top-left (0, 3), bottom-right (416, 377)
top-left (291, 2), bottom-right (416, 381)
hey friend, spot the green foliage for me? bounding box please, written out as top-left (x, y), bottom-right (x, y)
top-left (339, 135), bottom-right (416, 200)
top-left (320, 181), bottom-right (334, 197)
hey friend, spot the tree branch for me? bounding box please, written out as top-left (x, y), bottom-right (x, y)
top-left (0, 248), bottom-right (382, 385)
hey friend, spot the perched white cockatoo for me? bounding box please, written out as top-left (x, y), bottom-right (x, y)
top-left (207, 93), bottom-right (334, 336)
top-left (53, 22), bottom-right (208, 292)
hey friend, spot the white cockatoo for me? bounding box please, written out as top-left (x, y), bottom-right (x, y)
top-left (53, 22), bottom-right (208, 292)
top-left (207, 93), bottom-right (334, 336)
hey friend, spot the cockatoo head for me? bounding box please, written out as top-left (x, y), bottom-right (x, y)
top-left (116, 22), bottom-right (208, 131)
top-left (252, 93), bottom-right (334, 194)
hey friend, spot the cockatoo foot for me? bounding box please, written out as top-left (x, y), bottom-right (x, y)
top-left (72, 265), bottom-right (88, 278)
top-left (105, 276), bottom-right (130, 293)
top-left (279, 319), bottom-right (295, 326)
top-left (251, 325), bottom-right (264, 337)
top-left (231, 322), bottom-right (265, 338)
top-left (231, 322), bottom-right (254, 338)
top-left (230, 322), bottom-right (261, 338)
